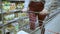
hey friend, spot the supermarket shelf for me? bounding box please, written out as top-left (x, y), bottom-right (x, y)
top-left (5, 16), bottom-right (28, 25)
top-left (19, 11), bottom-right (41, 13)
top-left (1, 9), bottom-right (41, 14)
top-left (5, 16), bottom-right (28, 23)
top-left (9, 0), bottom-right (24, 1)
top-left (5, 18), bottom-right (19, 23)
top-left (0, 16), bottom-right (28, 28)
top-left (9, 9), bottom-right (21, 13)
top-left (1, 9), bottom-right (21, 14)
top-left (9, 0), bottom-right (33, 1)
top-left (0, 18), bottom-right (19, 28)
top-left (19, 16), bottom-right (29, 20)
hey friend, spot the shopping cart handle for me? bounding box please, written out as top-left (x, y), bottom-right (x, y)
top-left (20, 11), bottom-right (41, 14)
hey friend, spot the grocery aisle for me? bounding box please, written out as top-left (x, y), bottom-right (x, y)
top-left (0, 0), bottom-right (44, 34)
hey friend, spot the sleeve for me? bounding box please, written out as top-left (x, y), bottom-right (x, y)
top-left (24, 0), bottom-right (31, 8)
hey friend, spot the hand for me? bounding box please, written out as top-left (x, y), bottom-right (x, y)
top-left (21, 8), bottom-right (28, 12)
top-left (40, 9), bottom-right (49, 15)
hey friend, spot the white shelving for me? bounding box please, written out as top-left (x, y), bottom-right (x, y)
top-left (0, 9), bottom-right (1, 14)
top-left (1, 9), bottom-right (21, 14)
top-left (9, 0), bottom-right (24, 1)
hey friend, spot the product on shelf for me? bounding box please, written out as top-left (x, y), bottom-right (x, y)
top-left (20, 3), bottom-right (24, 9)
top-left (0, 21), bottom-right (3, 25)
top-left (5, 24), bottom-right (15, 34)
top-left (17, 3), bottom-right (24, 9)
top-left (23, 18), bottom-right (30, 29)
top-left (2, 1), bottom-right (24, 13)
top-left (2, 1), bottom-right (16, 13)
top-left (18, 13), bottom-right (27, 18)
top-left (0, 29), bottom-right (2, 34)
top-left (10, 3), bottom-right (16, 10)
top-left (0, 28), bottom-right (5, 34)
top-left (4, 14), bottom-right (15, 21)
top-left (18, 18), bottom-right (29, 30)
top-left (5, 22), bottom-right (19, 34)
top-left (2, 1), bottom-right (10, 12)
top-left (16, 3), bottom-right (20, 9)
top-left (18, 19), bottom-right (23, 26)
top-left (5, 28), bottom-right (10, 34)
top-left (6, 32), bottom-right (10, 34)
top-left (6, 24), bottom-right (14, 30)
top-left (8, 22), bottom-right (19, 34)
top-left (24, 18), bottom-right (29, 24)
top-left (17, 13), bottom-right (29, 27)
top-left (12, 22), bottom-right (19, 32)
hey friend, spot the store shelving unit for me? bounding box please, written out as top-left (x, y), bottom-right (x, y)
top-left (1, 9), bottom-right (21, 14)
top-left (0, 0), bottom-right (32, 34)
top-left (0, 0), bottom-right (41, 34)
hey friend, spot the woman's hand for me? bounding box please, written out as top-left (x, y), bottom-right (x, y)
top-left (21, 8), bottom-right (28, 12)
top-left (40, 9), bottom-right (49, 15)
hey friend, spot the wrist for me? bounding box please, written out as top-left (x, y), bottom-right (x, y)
top-left (22, 8), bottom-right (29, 12)
top-left (43, 9), bottom-right (48, 11)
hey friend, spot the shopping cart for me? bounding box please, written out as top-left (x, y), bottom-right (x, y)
top-left (19, 11), bottom-right (49, 34)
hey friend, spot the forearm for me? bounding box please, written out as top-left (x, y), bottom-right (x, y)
top-left (24, 0), bottom-right (30, 8)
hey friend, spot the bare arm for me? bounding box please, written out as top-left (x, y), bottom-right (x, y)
top-left (24, 0), bottom-right (31, 9)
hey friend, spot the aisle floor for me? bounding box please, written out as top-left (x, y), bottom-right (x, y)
top-left (32, 29), bottom-right (41, 34)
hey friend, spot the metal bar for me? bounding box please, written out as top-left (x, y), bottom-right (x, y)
top-left (1, 0), bottom-right (6, 34)
top-left (20, 11), bottom-right (41, 13)
top-left (9, 0), bottom-right (24, 1)
top-left (29, 27), bottom-right (40, 34)
top-left (0, 9), bottom-right (21, 14)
